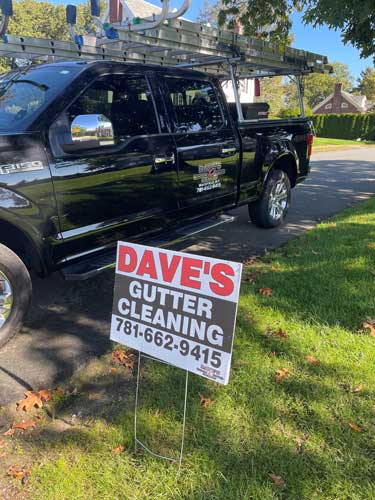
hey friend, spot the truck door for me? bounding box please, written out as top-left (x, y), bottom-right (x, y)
top-left (162, 76), bottom-right (240, 220)
top-left (49, 73), bottom-right (178, 260)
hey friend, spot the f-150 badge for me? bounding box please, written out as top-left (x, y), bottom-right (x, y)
top-left (0, 161), bottom-right (45, 175)
top-left (194, 163), bottom-right (225, 193)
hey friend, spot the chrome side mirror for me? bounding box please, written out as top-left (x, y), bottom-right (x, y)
top-left (70, 114), bottom-right (114, 148)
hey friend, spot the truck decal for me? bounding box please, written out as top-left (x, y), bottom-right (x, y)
top-left (0, 161), bottom-right (45, 175)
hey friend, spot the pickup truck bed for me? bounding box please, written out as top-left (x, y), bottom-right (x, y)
top-left (0, 60), bottom-right (314, 346)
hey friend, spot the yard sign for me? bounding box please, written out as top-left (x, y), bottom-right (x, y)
top-left (110, 242), bottom-right (242, 385)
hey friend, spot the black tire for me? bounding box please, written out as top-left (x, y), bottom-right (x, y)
top-left (0, 243), bottom-right (32, 348)
top-left (248, 169), bottom-right (291, 228)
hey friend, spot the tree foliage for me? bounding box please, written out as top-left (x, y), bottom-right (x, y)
top-left (219, 0), bottom-right (375, 61)
top-left (357, 67), bottom-right (375, 101)
top-left (0, 0), bottom-right (96, 73)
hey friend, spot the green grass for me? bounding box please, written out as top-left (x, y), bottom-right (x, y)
top-left (16, 198), bottom-right (375, 500)
top-left (314, 137), bottom-right (375, 148)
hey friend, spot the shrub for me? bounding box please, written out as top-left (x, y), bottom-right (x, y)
top-left (311, 113), bottom-right (375, 140)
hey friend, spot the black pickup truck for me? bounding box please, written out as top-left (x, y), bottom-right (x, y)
top-left (0, 60), bottom-right (314, 346)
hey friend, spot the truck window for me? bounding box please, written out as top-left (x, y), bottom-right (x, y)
top-left (67, 75), bottom-right (158, 139)
top-left (0, 66), bottom-right (80, 132)
top-left (165, 78), bottom-right (224, 133)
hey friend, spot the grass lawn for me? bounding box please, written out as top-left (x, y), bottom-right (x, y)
top-left (3, 197), bottom-right (375, 500)
top-left (314, 137), bottom-right (375, 151)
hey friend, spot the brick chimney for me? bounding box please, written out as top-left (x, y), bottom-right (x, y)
top-left (334, 83), bottom-right (343, 96)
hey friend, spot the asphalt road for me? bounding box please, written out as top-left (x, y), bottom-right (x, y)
top-left (0, 148), bottom-right (374, 405)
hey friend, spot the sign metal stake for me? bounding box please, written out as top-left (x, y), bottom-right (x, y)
top-left (134, 352), bottom-right (189, 470)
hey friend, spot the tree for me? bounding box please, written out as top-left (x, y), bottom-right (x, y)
top-left (0, 0), bottom-right (99, 73)
top-left (219, 0), bottom-right (375, 62)
top-left (357, 67), bottom-right (375, 101)
top-left (282, 62), bottom-right (354, 110)
top-left (218, 0), bottom-right (302, 44)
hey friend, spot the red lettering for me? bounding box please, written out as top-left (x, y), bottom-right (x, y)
top-left (159, 253), bottom-right (181, 283)
top-left (118, 245), bottom-right (137, 273)
top-left (210, 263), bottom-right (235, 296)
top-left (181, 257), bottom-right (203, 289)
top-left (137, 250), bottom-right (158, 279)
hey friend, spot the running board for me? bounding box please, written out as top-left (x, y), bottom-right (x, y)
top-left (62, 214), bottom-right (235, 281)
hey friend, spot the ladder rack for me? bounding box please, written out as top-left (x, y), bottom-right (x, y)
top-left (0, 0), bottom-right (331, 79)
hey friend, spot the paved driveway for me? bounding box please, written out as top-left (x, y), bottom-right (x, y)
top-left (0, 148), bottom-right (374, 404)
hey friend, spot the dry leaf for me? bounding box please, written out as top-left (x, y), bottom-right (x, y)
top-left (3, 428), bottom-right (15, 437)
top-left (362, 321), bottom-right (375, 337)
top-left (12, 420), bottom-right (37, 431)
top-left (352, 385), bottom-right (363, 393)
top-left (112, 445), bottom-right (125, 453)
top-left (271, 266), bottom-right (281, 272)
top-left (348, 422), bottom-right (364, 433)
top-left (7, 464), bottom-right (30, 479)
top-left (38, 389), bottom-right (53, 402)
top-left (306, 355), bottom-right (319, 365)
top-left (199, 394), bottom-right (213, 408)
top-left (244, 256), bottom-right (258, 266)
top-left (268, 473), bottom-right (285, 487)
top-left (367, 242), bottom-right (375, 250)
top-left (275, 328), bottom-right (288, 338)
top-left (275, 368), bottom-right (291, 381)
top-left (112, 349), bottom-right (136, 367)
top-left (259, 287), bottom-right (273, 297)
top-left (17, 391), bottom-right (43, 412)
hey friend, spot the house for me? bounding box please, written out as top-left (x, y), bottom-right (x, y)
top-left (312, 83), bottom-right (371, 114)
top-left (122, 0), bottom-right (255, 104)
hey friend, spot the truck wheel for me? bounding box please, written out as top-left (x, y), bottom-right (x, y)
top-left (0, 244), bottom-right (32, 348)
top-left (249, 169), bottom-right (291, 228)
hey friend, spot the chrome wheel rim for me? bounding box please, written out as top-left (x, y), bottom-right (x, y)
top-left (0, 271), bottom-right (13, 329)
top-left (269, 176), bottom-right (288, 220)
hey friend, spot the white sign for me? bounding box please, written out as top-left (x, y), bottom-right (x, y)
top-left (110, 242), bottom-right (242, 385)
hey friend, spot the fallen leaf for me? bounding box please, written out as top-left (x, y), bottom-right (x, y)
top-left (367, 242), bottom-right (375, 250)
top-left (268, 473), bottom-right (285, 487)
top-left (199, 394), bottom-right (213, 408)
top-left (362, 321), bottom-right (375, 337)
top-left (0, 439), bottom-right (6, 448)
top-left (259, 287), bottom-right (273, 297)
top-left (327, 222), bottom-right (337, 228)
top-left (243, 272), bottom-right (258, 283)
top-left (3, 428), bottom-right (15, 437)
top-left (112, 349), bottom-right (136, 367)
top-left (275, 368), bottom-right (291, 381)
top-left (243, 256), bottom-right (258, 266)
top-left (110, 368), bottom-right (119, 374)
top-left (352, 384), bottom-right (363, 393)
top-left (306, 355), bottom-right (319, 365)
top-left (264, 328), bottom-right (288, 339)
top-left (38, 389), bottom-right (53, 402)
top-left (271, 266), bottom-right (281, 272)
top-left (112, 445), bottom-right (125, 453)
top-left (7, 464), bottom-right (30, 479)
top-left (348, 422), bottom-right (364, 433)
top-left (12, 420), bottom-right (37, 431)
top-left (270, 351), bottom-right (278, 357)
top-left (17, 391), bottom-right (43, 413)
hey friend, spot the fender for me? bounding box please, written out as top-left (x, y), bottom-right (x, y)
top-left (260, 140), bottom-right (299, 190)
top-left (0, 133), bottom-right (61, 275)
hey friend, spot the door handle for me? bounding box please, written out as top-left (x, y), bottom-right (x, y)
top-left (154, 153), bottom-right (175, 165)
top-left (221, 147), bottom-right (237, 157)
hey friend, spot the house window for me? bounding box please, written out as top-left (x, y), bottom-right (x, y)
top-left (325, 103), bottom-right (332, 110)
top-left (341, 102), bottom-right (349, 109)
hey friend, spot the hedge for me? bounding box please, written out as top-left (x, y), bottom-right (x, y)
top-left (310, 113), bottom-right (375, 140)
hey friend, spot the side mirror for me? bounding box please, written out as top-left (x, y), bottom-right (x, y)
top-left (62, 114), bottom-right (115, 153)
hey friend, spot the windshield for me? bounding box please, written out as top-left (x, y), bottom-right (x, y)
top-left (0, 65), bottom-right (80, 132)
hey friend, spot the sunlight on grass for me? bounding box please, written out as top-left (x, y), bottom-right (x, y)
top-left (27, 197), bottom-right (375, 500)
